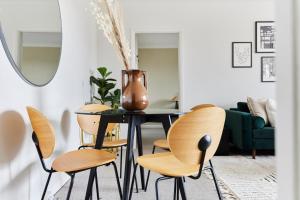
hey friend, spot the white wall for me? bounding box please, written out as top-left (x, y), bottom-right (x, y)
top-left (0, 0), bottom-right (98, 199)
top-left (98, 0), bottom-right (276, 111)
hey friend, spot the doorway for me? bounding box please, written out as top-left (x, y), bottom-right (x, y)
top-left (133, 32), bottom-right (181, 110)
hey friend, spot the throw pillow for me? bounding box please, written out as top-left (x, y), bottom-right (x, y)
top-left (247, 97), bottom-right (268, 124)
top-left (266, 99), bottom-right (276, 127)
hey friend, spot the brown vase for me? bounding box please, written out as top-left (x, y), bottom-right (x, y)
top-left (121, 69), bottom-right (149, 111)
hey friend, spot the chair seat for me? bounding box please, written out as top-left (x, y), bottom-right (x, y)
top-left (153, 139), bottom-right (169, 150)
top-left (103, 139), bottom-right (127, 147)
top-left (137, 152), bottom-right (200, 177)
top-left (52, 149), bottom-right (116, 172)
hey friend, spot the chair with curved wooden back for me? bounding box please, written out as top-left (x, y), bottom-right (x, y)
top-left (77, 104), bottom-right (130, 179)
top-left (27, 106), bottom-right (56, 160)
top-left (151, 104), bottom-right (216, 152)
top-left (130, 107), bottom-right (226, 200)
top-left (27, 106), bottom-right (122, 200)
top-left (77, 104), bottom-right (122, 148)
top-left (144, 103), bottom-right (216, 191)
top-left (190, 103), bottom-right (216, 111)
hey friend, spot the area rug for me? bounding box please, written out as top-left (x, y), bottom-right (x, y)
top-left (55, 155), bottom-right (276, 200)
top-left (207, 156), bottom-right (277, 200)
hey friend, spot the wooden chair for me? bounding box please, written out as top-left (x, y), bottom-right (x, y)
top-left (77, 104), bottom-right (123, 148)
top-left (130, 107), bottom-right (225, 200)
top-left (144, 104), bottom-right (216, 191)
top-left (26, 106), bottom-right (122, 200)
top-left (190, 103), bottom-right (216, 111)
top-left (77, 104), bottom-right (127, 176)
top-left (77, 104), bottom-right (138, 192)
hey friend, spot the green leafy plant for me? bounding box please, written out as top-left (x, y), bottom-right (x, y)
top-left (90, 67), bottom-right (121, 109)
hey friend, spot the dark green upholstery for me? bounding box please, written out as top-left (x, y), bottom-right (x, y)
top-left (253, 127), bottom-right (275, 139)
top-left (237, 102), bottom-right (250, 112)
top-left (253, 117), bottom-right (265, 129)
top-left (225, 102), bottom-right (275, 154)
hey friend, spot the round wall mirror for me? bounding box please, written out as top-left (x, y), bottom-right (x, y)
top-left (0, 0), bottom-right (62, 86)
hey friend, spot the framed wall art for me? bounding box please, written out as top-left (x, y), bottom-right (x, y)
top-left (232, 42), bottom-right (252, 68)
top-left (261, 56), bottom-right (276, 82)
top-left (255, 21), bottom-right (275, 53)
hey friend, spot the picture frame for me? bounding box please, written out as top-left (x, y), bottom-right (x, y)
top-left (255, 21), bottom-right (275, 53)
top-left (232, 42), bottom-right (252, 68)
top-left (261, 56), bottom-right (276, 82)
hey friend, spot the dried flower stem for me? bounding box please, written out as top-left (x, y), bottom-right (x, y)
top-left (89, 0), bottom-right (131, 70)
top-left (103, 0), bottom-right (129, 69)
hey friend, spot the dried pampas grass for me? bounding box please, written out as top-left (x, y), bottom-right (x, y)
top-left (89, 0), bottom-right (131, 70)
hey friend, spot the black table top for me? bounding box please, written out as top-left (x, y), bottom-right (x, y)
top-left (75, 108), bottom-right (182, 116)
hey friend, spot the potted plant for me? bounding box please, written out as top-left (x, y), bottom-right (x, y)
top-left (90, 67), bottom-right (121, 109)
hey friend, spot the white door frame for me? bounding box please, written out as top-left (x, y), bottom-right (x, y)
top-left (131, 30), bottom-right (184, 111)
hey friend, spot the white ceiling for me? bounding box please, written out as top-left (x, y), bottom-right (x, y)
top-left (137, 33), bottom-right (179, 49)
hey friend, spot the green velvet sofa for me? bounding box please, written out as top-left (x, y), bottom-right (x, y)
top-left (225, 102), bottom-right (275, 159)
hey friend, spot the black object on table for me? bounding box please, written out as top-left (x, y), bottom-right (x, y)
top-left (75, 108), bottom-right (181, 200)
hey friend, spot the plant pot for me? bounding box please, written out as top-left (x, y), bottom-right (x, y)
top-left (121, 69), bottom-right (149, 110)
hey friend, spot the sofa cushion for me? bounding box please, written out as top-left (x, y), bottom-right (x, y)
top-left (252, 116), bottom-right (265, 129)
top-left (253, 127), bottom-right (274, 139)
top-left (266, 99), bottom-right (276, 127)
top-left (247, 97), bottom-right (268, 124)
top-left (237, 102), bottom-right (250, 113)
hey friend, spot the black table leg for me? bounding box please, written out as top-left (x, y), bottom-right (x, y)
top-left (136, 125), bottom-right (145, 189)
top-left (122, 115), bottom-right (138, 200)
top-left (84, 117), bottom-right (109, 200)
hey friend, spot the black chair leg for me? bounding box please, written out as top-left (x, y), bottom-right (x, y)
top-left (78, 145), bottom-right (90, 150)
top-left (66, 174), bottom-right (75, 200)
top-left (132, 154), bottom-right (139, 193)
top-left (129, 163), bottom-right (138, 200)
top-left (178, 177), bottom-right (187, 200)
top-left (155, 177), bottom-right (161, 200)
top-left (112, 162), bottom-right (123, 199)
top-left (78, 145), bottom-right (84, 150)
top-left (173, 178), bottom-right (177, 200)
top-left (145, 146), bottom-right (156, 191)
top-left (209, 160), bottom-right (223, 200)
top-left (95, 169), bottom-right (100, 200)
top-left (177, 179), bottom-right (180, 200)
top-left (155, 176), bottom-right (172, 200)
top-left (41, 172), bottom-right (53, 200)
top-left (120, 146), bottom-right (123, 178)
